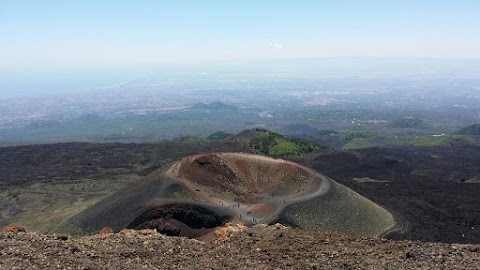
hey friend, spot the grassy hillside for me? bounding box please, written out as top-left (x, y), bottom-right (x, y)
top-left (250, 130), bottom-right (326, 157)
top-left (339, 130), bottom-right (388, 150)
top-left (207, 131), bottom-right (234, 141)
top-left (393, 135), bottom-right (476, 147)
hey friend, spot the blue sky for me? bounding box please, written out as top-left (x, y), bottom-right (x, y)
top-left (1, 0), bottom-right (479, 71)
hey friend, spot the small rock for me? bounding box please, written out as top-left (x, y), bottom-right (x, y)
top-left (54, 233), bottom-right (69, 241)
top-left (98, 227), bottom-right (114, 236)
top-left (2, 225), bottom-right (26, 233)
top-left (468, 246), bottom-right (478, 252)
top-left (405, 251), bottom-right (416, 259)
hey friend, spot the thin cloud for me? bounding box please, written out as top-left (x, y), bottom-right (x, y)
top-left (269, 42), bottom-right (284, 49)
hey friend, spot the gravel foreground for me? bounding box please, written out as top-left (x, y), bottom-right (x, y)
top-left (1, 225), bottom-right (479, 270)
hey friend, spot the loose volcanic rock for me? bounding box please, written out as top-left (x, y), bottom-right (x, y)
top-left (1, 226), bottom-right (479, 269)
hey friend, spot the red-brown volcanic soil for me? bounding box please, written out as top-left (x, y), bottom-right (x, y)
top-left (164, 153), bottom-right (330, 226)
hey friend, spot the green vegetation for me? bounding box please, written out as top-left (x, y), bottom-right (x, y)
top-left (339, 130), bottom-right (385, 140)
top-left (393, 135), bottom-right (476, 147)
top-left (316, 129), bottom-right (338, 136)
top-left (250, 131), bottom-right (326, 157)
top-left (207, 131), bottom-right (234, 141)
top-left (454, 123), bottom-right (480, 135)
top-left (5, 187), bottom-right (21, 198)
top-left (171, 135), bottom-right (210, 145)
top-left (338, 131), bottom-right (476, 150)
top-left (220, 190), bottom-right (238, 200)
top-left (339, 130), bottom-right (387, 150)
top-left (173, 190), bottom-right (199, 202)
top-left (342, 139), bottom-right (381, 150)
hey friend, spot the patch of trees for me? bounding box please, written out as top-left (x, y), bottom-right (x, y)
top-left (250, 131), bottom-right (326, 157)
top-left (388, 117), bottom-right (426, 128)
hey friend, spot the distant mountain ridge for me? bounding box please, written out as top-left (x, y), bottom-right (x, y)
top-left (190, 101), bottom-right (238, 111)
top-left (455, 123), bottom-right (480, 135)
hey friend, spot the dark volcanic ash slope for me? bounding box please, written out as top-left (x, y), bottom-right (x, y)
top-left (53, 153), bottom-right (396, 238)
top-left (306, 146), bottom-right (480, 244)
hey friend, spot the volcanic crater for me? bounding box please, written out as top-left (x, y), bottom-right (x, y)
top-left (165, 153), bottom-right (330, 226)
top-left (54, 153), bottom-right (397, 239)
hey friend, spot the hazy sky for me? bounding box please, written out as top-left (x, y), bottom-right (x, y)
top-left (1, 0), bottom-right (479, 71)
